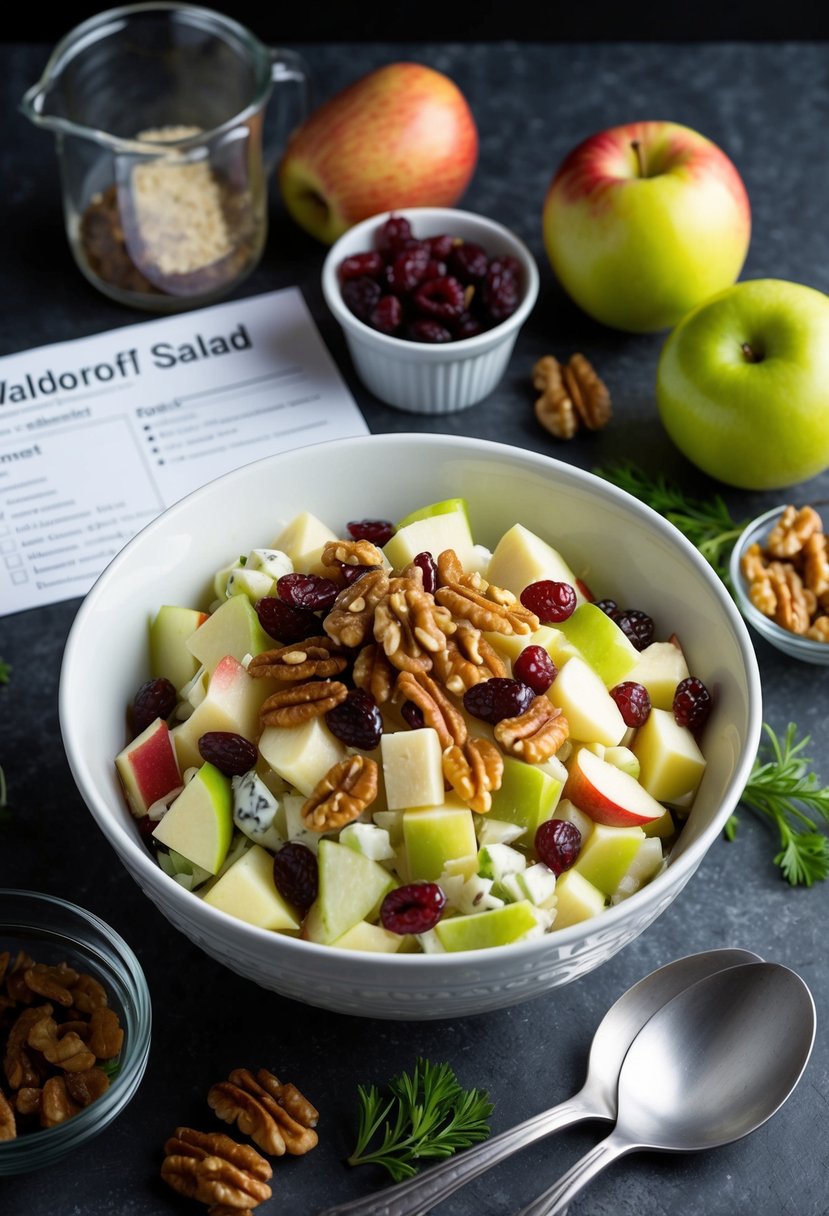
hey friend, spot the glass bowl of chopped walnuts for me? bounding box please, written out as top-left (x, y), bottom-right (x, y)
top-left (321, 207), bottom-right (540, 413)
top-left (0, 889), bottom-right (151, 1173)
top-left (730, 503), bottom-right (829, 664)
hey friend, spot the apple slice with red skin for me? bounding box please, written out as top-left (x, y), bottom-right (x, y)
top-left (115, 718), bottom-right (182, 817)
top-left (563, 746), bottom-right (666, 828)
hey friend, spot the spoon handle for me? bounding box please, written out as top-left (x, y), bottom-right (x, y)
top-left (512, 1132), bottom-right (629, 1216)
top-left (317, 1095), bottom-right (600, 1216)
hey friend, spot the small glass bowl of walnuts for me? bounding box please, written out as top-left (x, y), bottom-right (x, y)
top-left (730, 502), bottom-right (829, 664)
top-left (321, 206), bottom-right (539, 415)
top-left (0, 889), bottom-right (151, 1174)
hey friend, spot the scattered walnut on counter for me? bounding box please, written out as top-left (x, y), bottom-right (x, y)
top-left (532, 353), bottom-right (612, 439)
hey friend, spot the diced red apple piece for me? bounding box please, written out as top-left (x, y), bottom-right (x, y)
top-left (171, 655), bottom-right (271, 771)
top-left (115, 718), bottom-right (182, 817)
top-left (563, 746), bottom-right (666, 828)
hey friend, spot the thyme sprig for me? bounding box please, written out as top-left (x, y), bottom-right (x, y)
top-left (728, 722), bottom-right (829, 886)
top-left (347, 1059), bottom-right (493, 1182)
top-left (594, 460), bottom-right (748, 584)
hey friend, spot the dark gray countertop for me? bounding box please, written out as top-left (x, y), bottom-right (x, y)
top-left (1, 38), bottom-right (827, 1216)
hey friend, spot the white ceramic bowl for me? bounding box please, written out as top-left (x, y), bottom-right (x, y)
top-left (60, 434), bottom-right (762, 1019)
top-left (730, 504), bottom-right (829, 664)
top-left (321, 207), bottom-right (539, 414)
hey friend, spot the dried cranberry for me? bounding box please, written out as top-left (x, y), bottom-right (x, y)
top-left (376, 214), bottom-right (413, 253)
top-left (412, 551), bottom-right (437, 594)
top-left (512, 645), bottom-right (556, 694)
top-left (616, 609), bottom-right (655, 652)
top-left (342, 276), bottom-right (382, 321)
top-left (380, 882), bottom-right (446, 935)
top-left (594, 599), bottom-right (619, 619)
top-left (385, 244), bottom-right (431, 294)
top-left (132, 677), bottom-right (177, 735)
top-left (535, 819), bottom-right (582, 875)
top-left (256, 596), bottom-right (320, 644)
top-left (673, 676), bottom-right (712, 732)
top-left (453, 312), bottom-right (486, 340)
top-left (520, 580), bottom-right (577, 623)
top-left (481, 262), bottom-right (520, 322)
top-left (422, 258), bottom-right (447, 282)
top-left (400, 700), bottom-right (425, 729)
top-left (407, 319), bottom-right (453, 343)
top-left (463, 677), bottom-right (535, 725)
top-left (610, 681), bottom-right (652, 728)
top-left (325, 689), bottom-right (383, 750)
top-left (413, 275), bottom-right (467, 320)
top-left (449, 240), bottom-right (489, 282)
top-left (369, 294), bottom-right (404, 335)
top-left (198, 731), bottom-right (257, 776)
top-left (426, 233), bottom-right (456, 259)
top-left (277, 572), bottom-right (339, 612)
top-left (341, 563), bottom-right (382, 585)
top-left (273, 842), bottom-right (318, 915)
top-left (339, 251), bottom-right (383, 281)
top-left (347, 519), bottom-right (395, 545)
top-left (137, 815), bottom-right (160, 850)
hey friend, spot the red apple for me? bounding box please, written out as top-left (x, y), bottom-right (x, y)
top-left (278, 62), bottom-right (478, 244)
top-left (115, 718), bottom-right (182, 817)
top-left (542, 120), bottom-right (751, 332)
top-left (563, 747), bottom-right (665, 828)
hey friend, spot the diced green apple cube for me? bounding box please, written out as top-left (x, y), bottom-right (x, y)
top-left (186, 594), bottom-right (273, 672)
top-left (381, 728), bottom-right (445, 810)
top-left (149, 605), bottom-right (208, 692)
top-left (548, 797), bottom-right (594, 842)
top-left (203, 843), bottom-right (301, 931)
top-left (152, 762), bottom-right (233, 874)
top-left (552, 869), bottom-right (606, 928)
top-left (611, 837), bottom-right (665, 903)
top-left (477, 842), bottom-right (526, 883)
top-left (486, 524), bottom-right (584, 602)
top-left (556, 603), bottom-right (639, 687)
top-left (383, 504), bottom-right (475, 571)
top-left (372, 809), bottom-right (405, 846)
top-left (632, 707), bottom-right (707, 805)
top-left (395, 497), bottom-right (471, 529)
top-left (488, 754), bottom-right (563, 838)
top-left (259, 717), bottom-right (348, 797)
top-left (427, 900), bottom-right (546, 952)
top-left (483, 624), bottom-right (573, 667)
top-left (628, 641), bottom-right (690, 711)
top-left (475, 817), bottom-right (525, 847)
top-left (499, 862), bottom-right (557, 909)
top-left (548, 655), bottom-right (627, 747)
top-left (225, 566), bottom-right (276, 602)
top-left (329, 920), bottom-right (409, 953)
top-left (573, 823), bottom-right (647, 896)
top-left (404, 804), bottom-right (478, 881)
top-left (301, 840), bottom-right (396, 945)
top-left (171, 655), bottom-right (271, 771)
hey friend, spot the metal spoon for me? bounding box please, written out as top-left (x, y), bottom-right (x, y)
top-left (318, 948), bottom-right (761, 1216)
top-left (514, 960), bottom-right (816, 1216)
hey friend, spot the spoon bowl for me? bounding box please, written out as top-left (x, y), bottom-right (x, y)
top-left (516, 961), bottom-right (816, 1216)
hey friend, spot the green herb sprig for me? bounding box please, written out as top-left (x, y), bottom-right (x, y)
top-left (0, 658), bottom-right (10, 685)
top-left (347, 1059), bottom-right (493, 1182)
top-left (594, 461), bottom-right (748, 584)
top-left (728, 722), bottom-right (829, 886)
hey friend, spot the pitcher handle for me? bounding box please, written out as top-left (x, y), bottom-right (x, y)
top-left (264, 47), bottom-right (311, 172)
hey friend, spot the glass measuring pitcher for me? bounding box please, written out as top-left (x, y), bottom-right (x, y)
top-left (21, 3), bottom-right (309, 312)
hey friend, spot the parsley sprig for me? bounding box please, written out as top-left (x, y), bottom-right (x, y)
top-left (347, 1059), bottom-right (493, 1182)
top-left (728, 723), bottom-right (829, 886)
top-left (594, 461), bottom-right (748, 584)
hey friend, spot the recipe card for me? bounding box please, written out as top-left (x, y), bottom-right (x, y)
top-left (0, 288), bottom-right (368, 616)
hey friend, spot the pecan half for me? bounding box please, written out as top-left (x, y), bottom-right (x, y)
top-left (40, 1076), bottom-right (81, 1128)
top-left (4, 1005), bottom-right (53, 1090)
top-left (69, 972), bottom-right (109, 1014)
top-left (301, 755), bottom-right (378, 831)
top-left (28, 1014), bottom-right (97, 1073)
top-left (394, 670), bottom-right (468, 749)
top-left (260, 679), bottom-right (348, 727)
top-left (533, 353), bottom-right (612, 439)
top-left (254, 1068), bottom-right (319, 1132)
top-left (374, 582), bottom-right (455, 673)
top-left (23, 962), bottom-right (78, 1007)
top-left (247, 637), bottom-right (347, 683)
top-left (209, 1068), bottom-right (319, 1157)
top-left (87, 1006), bottom-right (124, 1060)
top-left (353, 642), bottom-right (396, 704)
top-left (162, 1126), bottom-right (272, 1209)
top-left (494, 697), bottom-right (570, 763)
top-left (0, 1089), bottom-right (15, 1140)
top-left (65, 1067), bottom-right (110, 1107)
top-left (324, 570), bottom-right (390, 649)
top-left (443, 738), bottom-right (504, 814)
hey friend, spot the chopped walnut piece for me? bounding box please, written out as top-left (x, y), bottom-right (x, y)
top-left (443, 738), bottom-right (504, 814)
top-left (14, 1086), bottom-right (41, 1119)
top-left (247, 637), bottom-right (347, 683)
top-left (0, 1088), bottom-right (16, 1140)
top-left (321, 537), bottom-right (386, 569)
top-left (767, 504), bottom-right (822, 557)
top-left (87, 1006), bottom-right (125, 1060)
top-left (394, 670), bottom-right (468, 749)
top-left (494, 697), bottom-right (570, 763)
top-left (435, 552), bottom-right (538, 637)
top-left (162, 1126), bottom-right (272, 1209)
top-left (24, 962), bottom-right (79, 1007)
top-left (40, 1075), bottom-right (81, 1128)
top-left (260, 679), bottom-right (348, 728)
top-left (802, 532), bottom-right (829, 597)
top-left (301, 755), bottom-right (378, 832)
top-left (65, 1067), bottom-right (110, 1107)
top-left (5, 1004), bottom-right (53, 1090)
top-left (69, 972), bottom-right (109, 1015)
top-left (431, 620), bottom-right (506, 694)
top-left (373, 581), bottom-right (456, 673)
top-left (742, 503), bottom-right (829, 641)
top-left (532, 353), bottom-right (611, 439)
top-left (324, 570), bottom-right (390, 649)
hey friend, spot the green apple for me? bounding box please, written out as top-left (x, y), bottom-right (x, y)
top-left (152, 762), bottom-right (232, 874)
top-left (548, 656), bottom-right (627, 747)
top-left (611, 837), bottom-right (665, 902)
top-left (543, 120), bottom-right (751, 333)
top-left (301, 839), bottom-right (395, 945)
top-left (488, 754), bottom-right (563, 838)
top-left (484, 624), bottom-right (573, 668)
top-left (553, 869), bottom-right (606, 928)
top-left (556, 603), bottom-right (639, 686)
top-left (486, 524), bottom-right (583, 602)
top-left (380, 728), bottom-right (445, 810)
top-left (329, 920), bottom-right (409, 953)
top-left (657, 278), bottom-right (829, 488)
top-left (186, 595), bottom-right (273, 674)
top-left (396, 498), bottom-right (470, 529)
top-left (632, 707), bottom-right (707, 805)
top-left (424, 901), bottom-right (544, 952)
top-left (498, 862), bottom-right (557, 909)
top-left (278, 62), bottom-right (478, 245)
top-left (627, 640), bottom-right (690, 711)
top-left (115, 718), bottom-right (182, 817)
top-left (383, 502), bottom-right (475, 571)
top-left (149, 605), bottom-right (208, 692)
top-left (573, 822), bottom-right (647, 896)
top-left (270, 511), bottom-right (338, 575)
top-left (203, 843), bottom-right (301, 931)
top-left (404, 804), bottom-right (477, 881)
